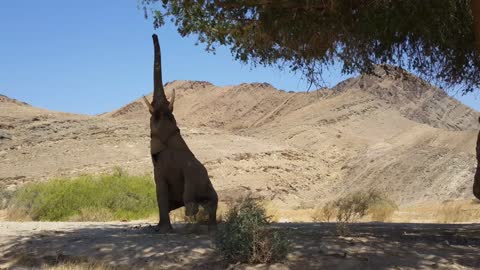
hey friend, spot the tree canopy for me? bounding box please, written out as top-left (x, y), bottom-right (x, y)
top-left (141, 0), bottom-right (480, 94)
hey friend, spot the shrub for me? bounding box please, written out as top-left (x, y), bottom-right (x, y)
top-left (7, 171), bottom-right (157, 221)
top-left (333, 190), bottom-right (396, 235)
top-left (215, 196), bottom-right (290, 264)
top-left (0, 184), bottom-right (14, 210)
top-left (312, 202), bottom-right (336, 222)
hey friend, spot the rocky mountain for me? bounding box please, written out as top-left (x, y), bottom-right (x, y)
top-left (1, 65), bottom-right (479, 207)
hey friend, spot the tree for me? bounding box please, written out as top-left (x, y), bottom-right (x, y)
top-left (141, 0), bottom-right (480, 94)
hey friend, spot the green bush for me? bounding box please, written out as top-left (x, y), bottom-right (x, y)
top-left (7, 170), bottom-right (157, 221)
top-left (215, 196), bottom-right (290, 264)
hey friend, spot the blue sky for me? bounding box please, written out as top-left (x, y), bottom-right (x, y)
top-left (1, 1), bottom-right (479, 115)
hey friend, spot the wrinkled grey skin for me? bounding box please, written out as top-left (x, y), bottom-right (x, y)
top-left (474, 117), bottom-right (480, 200)
top-left (144, 34), bottom-right (218, 233)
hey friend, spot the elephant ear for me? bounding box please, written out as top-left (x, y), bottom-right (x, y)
top-left (143, 96), bottom-right (154, 114)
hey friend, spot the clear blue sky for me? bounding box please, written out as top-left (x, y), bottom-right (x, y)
top-left (1, 1), bottom-right (479, 115)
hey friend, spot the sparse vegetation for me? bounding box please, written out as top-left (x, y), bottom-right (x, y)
top-left (0, 183), bottom-right (14, 210)
top-left (313, 191), bottom-right (398, 235)
top-left (215, 196), bottom-right (290, 264)
top-left (312, 202), bottom-right (337, 223)
top-left (6, 169), bottom-right (157, 221)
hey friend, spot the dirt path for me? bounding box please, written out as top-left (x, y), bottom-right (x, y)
top-left (1, 222), bottom-right (479, 269)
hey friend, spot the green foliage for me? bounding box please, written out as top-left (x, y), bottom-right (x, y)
top-left (141, 0), bottom-right (479, 93)
top-left (215, 196), bottom-right (290, 264)
top-left (7, 170), bottom-right (157, 221)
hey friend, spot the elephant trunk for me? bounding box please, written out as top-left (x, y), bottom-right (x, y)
top-left (152, 34), bottom-right (168, 108)
top-left (475, 123), bottom-right (480, 200)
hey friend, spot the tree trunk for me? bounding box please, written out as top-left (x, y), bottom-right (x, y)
top-left (472, 0), bottom-right (480, 50)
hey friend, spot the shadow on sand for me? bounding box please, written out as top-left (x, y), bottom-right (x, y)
top-left (0, 222), bottom-right (479, 269)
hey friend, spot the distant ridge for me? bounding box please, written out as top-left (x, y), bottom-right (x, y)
top-left (106, 65), bottom-right (479, 131)
top-left (0, 94), bottom-right (30, 106)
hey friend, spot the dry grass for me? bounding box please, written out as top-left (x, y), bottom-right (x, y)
top-left (262, 201), bottom-right (281, 222)
top-left (437, 200), bottom-right (480, 223)
top-left (392, 199), bottom-right (480, 223)
top-left (6, 207), bottom-right (32, 221)
top-left (68, 208), bottom-right (115, 222)
top-left (368, 201), bottom-right (398, 222)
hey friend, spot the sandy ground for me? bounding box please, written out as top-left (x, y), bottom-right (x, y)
top-left (0, 221), bottom-right (479, 270)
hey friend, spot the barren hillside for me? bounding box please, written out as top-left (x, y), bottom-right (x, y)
top-left (1, 66), bottom-right (479, 207)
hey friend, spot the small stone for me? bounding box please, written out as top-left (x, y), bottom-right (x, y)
top-left (0, 130), bottom-right (12, 140)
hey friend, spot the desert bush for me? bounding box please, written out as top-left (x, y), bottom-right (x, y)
top-left (312, 202), bottom-right (336, 222)
top-left (0, 184), bottom-right (14, 210)
top-left (7, 171), bottom-right (157, 221)
top-left (215, 196), bottom-right (290, 264)
top-left (333, 190), bottom-right (396, 235)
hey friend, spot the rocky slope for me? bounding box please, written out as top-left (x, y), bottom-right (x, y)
top-left (1, 66), bottom-right (479, 207)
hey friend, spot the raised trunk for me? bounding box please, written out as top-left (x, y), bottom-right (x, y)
top-left (152, 34), bottom-right (167, 108)
top-left (472, 0), bottom-right (480, 50)
top-left (475, 120), bottom-right (480, 200)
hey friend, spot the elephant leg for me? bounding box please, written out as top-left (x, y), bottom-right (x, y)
top-left (183, 185), bottom-right (199, 217)
top-left (474, 167), bottom-right (480, 200)
top-left (182, 170), bottom-right (199, 217)
top-left (206, 189), bottom-right (218, 231)
top-left (155, 178), bottom-right (173, 233)
top-left (169, 200), bottom-right (184, 211)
